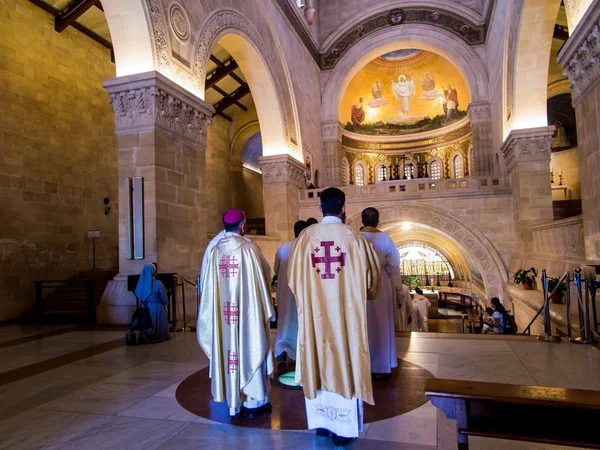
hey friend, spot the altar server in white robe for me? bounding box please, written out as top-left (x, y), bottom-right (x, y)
top-left (394, 275), bottom-right (413, 332)
top-left (360, 207), bottom-right (401, 377)
top-left (413, 287), bottom-right (432, 332)
top-left (273, 220), bottom-right (308, 362)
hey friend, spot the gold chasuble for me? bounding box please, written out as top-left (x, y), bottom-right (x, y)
top-left (198, 235), bottom-right (275, 410)
top-left (288, 220), bottom-right (381, 405)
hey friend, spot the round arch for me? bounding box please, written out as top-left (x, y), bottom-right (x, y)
top-left (345, 202), bottom-right (508, 299)
top-left (321, 24), bottom-right (489, 123)
top-left (231, 121), bottom-right (261, 163)
top-left (191, 9), bottom-right (301, 161)
top-left (511, 0), bottom-right (562, 130)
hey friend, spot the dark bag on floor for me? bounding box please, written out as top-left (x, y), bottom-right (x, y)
top-left (503, 312), bottom-right (518, 335)
top-left (130, 282), bottom-right (155, 331)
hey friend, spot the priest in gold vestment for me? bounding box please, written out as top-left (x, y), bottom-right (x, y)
top-left (198, 210), bottom-right (275, 418)
top-left (288, 188), bottom-right (381, 448)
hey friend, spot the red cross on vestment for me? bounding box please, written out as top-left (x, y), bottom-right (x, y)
top-left (223, 302), bottom-right (239, 325)
top-left (219, 255), bottom-right (239, 278)
top-left (311, 241), bottom-right (346, 280)
top-left (227, 350), bottom-right (239, 374)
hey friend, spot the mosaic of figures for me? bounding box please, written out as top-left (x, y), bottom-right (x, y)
top-left (341, 50), bottom-right (470, 136)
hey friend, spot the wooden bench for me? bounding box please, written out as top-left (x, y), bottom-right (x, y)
top-left (425, 378), bottom-right (600, 449)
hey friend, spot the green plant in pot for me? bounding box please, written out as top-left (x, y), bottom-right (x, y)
top-left (513, 267), bottom-right (538, 290)
top-left (547, 277), bottom-right (567, 304)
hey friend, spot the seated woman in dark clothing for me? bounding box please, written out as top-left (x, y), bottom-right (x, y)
top-left (127, 263), bottom-right (170, 344)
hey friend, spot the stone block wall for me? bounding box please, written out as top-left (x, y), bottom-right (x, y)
top-left (0, 0), bottom-right (117, 321)
top-left (240, 168), bottom-right (264, 219)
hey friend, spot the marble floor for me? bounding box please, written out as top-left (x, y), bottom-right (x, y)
top-left (0, 326), bottom-right (598, 450)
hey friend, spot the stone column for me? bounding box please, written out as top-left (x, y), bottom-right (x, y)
top-left (98, 71), bottom-right (214, 324)
top-left (320, 121), bottom-right (343, 187)
top-left (501, 126), bottom-right (555, 255)
top-left (558, 1), bottom-right (600, 262)
top-left (258, 154), bottom-right (305, 241)
top-left (469, 102), bottom-right (493, 176)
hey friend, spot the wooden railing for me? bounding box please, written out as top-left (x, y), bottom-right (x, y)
top-left (426, 378), bottom-right (600, 449)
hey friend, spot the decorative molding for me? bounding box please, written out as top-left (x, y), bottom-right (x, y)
top-left (468, 102), bottom-right (491, 124)
top-left (505, 0), bottom-right (524, 124)
top-left (169, 3), bottom-right (190, 43)
top-left (191, 9), bottom-right (290, 142)
top-left (322, 121), bottom-right (342, 142)
top-left (273, 0), bottom-right (320, 64)
top-left (558, 0), bottom-right (600, 104)
top-left (547, 79), bottom-right (571, 99)
top-left (532, 216), bottom-right (585, 259)
top-left (342, 123), bottom-right (472, 153)
top-left (501, 127), bottom-right (555, 173)
top-left (146, 0), bottom-right (197, 96)
top-left (103, 71), bottom-right (214, 145)
top-left (257, 154), bottom-right (306, 188)
top-left (321, 7), bottom-right (486, 70)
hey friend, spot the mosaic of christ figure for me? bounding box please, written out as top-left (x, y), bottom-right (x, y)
top-left (391, 75), bottom-right (415, 116)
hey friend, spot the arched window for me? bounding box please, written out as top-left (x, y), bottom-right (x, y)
top-left (403, 161), bottom-right (415, 179)
top-left (453, 154), bottom-right (463, 179)
top-left (430, 159), bottom-right (442, 180)
top-left (354, 162), bottom-right (365, 186)
top-left (341, 159), bottom-right (349, 186)
top-left (375, 163), bottom-right (387, 183)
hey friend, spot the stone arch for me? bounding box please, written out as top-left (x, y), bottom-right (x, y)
top-left (512, 0), bottom-right (562, 130)
top-left (321, 23), bottom-right (489, 123)
top-left (231, 121), bottom-right (261, 163)
top-left (346, 202), bottom-right (508, 299)
top-left (102, 0), bottom-right (156, 77)
top-left (191, 9), bottom-right (297, 160)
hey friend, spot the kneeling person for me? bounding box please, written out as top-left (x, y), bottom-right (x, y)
top-left (198, 210), bottom-right (275, 417)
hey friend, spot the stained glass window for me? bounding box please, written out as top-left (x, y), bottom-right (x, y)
top-left (342, 160), bottom-right (349, 186)
top-left (430, 160), bottom-right (441, 179)
top-left (454, 155), bottom-right (463, 179)
top-left (376, 164), bottom-right (386, 182)
top-left (355, 164), bottom-right (364, 186)
top-left (398, 245), bottom-right (454, 278)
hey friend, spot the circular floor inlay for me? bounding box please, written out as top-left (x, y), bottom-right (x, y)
top-left (175, 359), bottom-right (435, 430)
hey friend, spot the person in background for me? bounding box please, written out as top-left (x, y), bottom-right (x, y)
top-left (127, 263), bottom-right (170, 345)
top-left (412, 287), bottom-right (431, 332)
top-left (306, 217), bottom-right (318, 227)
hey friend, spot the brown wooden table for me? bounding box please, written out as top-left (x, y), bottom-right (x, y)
top-left (425, 378), bottom-right (600, 449)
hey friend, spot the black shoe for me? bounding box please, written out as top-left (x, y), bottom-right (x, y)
top-left (316, 428), bottom-right (331, 439)
top-left (331, 434), bottom-right (357, 449)
top-left (372, 372), bottom-right (392, 381)
top-left (245, 402), bottom-right (272, 419)
top-left (276, 352), bottom-right (287, 363)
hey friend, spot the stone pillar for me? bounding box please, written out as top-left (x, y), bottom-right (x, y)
top-left (98, 71), bottom-right (214, 324)
top-left (320, 121), bottom-right (343, 187)
top-left (258, 154), bottom-right (305, 241)
top-left (558, 1), bottom-right (600, 262)
top-left (469, 102), bottom-right (493, 176)
top-left (501, 126), bottom-right (555, 255)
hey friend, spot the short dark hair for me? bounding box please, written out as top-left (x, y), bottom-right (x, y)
top-left (223, 212), bottom-right (245, 233)
top-left (361, 207), bottom-right (379, 227)
top-left (415, 287), bottom-right (423, 295)
top-left (306, 217), bottom-right (318, 226)
top-left (294, 220), bottom-right (308, 238)
top-left (320, 187), bottom-right (345, 215)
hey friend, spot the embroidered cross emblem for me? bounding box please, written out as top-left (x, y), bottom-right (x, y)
top-left (223, 302), bottom-right (239, 325)
top-left (228, 350), bottom-right (239, 374)
top-left (311, 241), bottom-right (346, 280)
top-left (219, 256), bottom-right (239, 278)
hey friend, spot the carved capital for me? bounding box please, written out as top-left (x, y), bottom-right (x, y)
top-left (257, 154), bottom-right (306, 188)
top-left (468, 102), bottom-right (491, 124)
top-left (322, 121), bottom-right (342, 141)
top-left (558, 2), bottom-right (600, 105)
top-left (501, 127), bottom-right (555, 173)
top-left (103, 71), bottom-right (214, 146)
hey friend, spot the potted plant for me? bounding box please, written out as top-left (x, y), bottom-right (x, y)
top-left (513, 267), bottom-right (538, 290)
top-left (547, 277), bottom-right (567, 304)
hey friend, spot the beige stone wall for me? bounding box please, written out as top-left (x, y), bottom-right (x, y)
top-left (240, 168), bottom-right (264, 219)
top-left (205, 116), bottom-right (234, 235)
top-left (550, 148), bottom-right (581, 200)
top-left (0, 0), bottom-right (117, 321)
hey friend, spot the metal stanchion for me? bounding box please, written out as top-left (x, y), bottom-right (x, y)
top-left (569, 268), bottom-right (596, 344)
top-left (565, 272), bottom-right (572, 339)
top-left (538, 269), bottom-right (561, 342)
